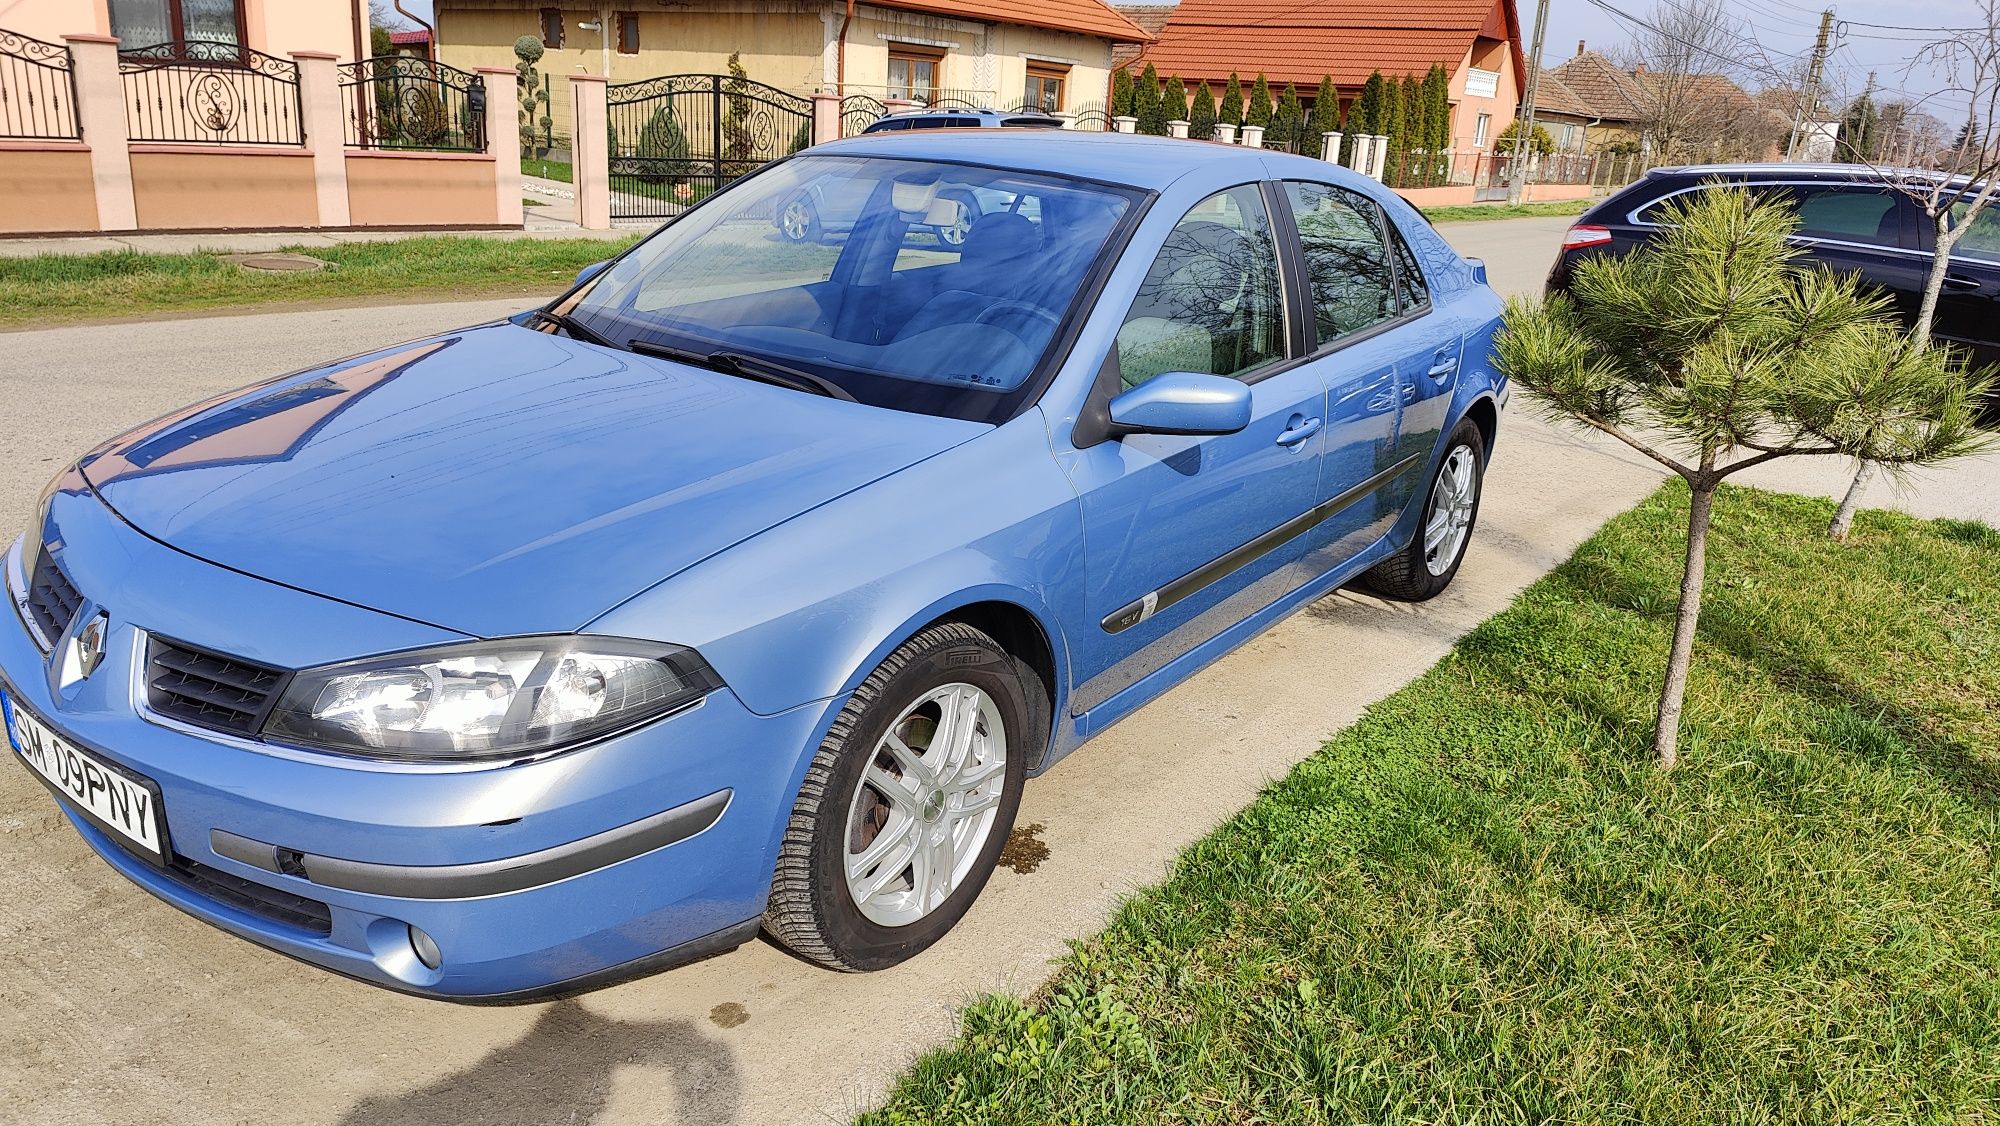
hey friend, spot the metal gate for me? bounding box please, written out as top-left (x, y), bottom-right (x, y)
top-left (606, 73), bottom-right (812, 219)
top-left (840, 93), bottom-right (885, 137)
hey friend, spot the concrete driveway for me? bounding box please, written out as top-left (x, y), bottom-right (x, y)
top-left (1, 217), bottom-right (1994, 1126)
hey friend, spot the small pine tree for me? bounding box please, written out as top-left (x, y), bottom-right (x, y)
top-left (1272, 81), bottom-right (1305, 151)
top-left (1497, 187), bottom-right (1989, 769)
top-left (1381, 76), bottom-right (1406, 185)
top-left (1838, 91), bottom-right (1879, 162)
top-left (1135, 63), bottom-right (1167, 134)
top-left (1496, 120), bottom-right (1554, 155)
top-left (1246, 72), bottom-right (1273, 128)
top-left (1219, 72), bottom-right (1245, 129)
top-left (1162, 74), bottom-right (1189, 128)
top-left (1189, 81), bottom-right (1217, 139)
top-left (1309, 76), bottom-right (1340, 155)
top-left (1110, 67), bottom-right (1134, 118)
top-left (723, 52), bottom-right (755, 169)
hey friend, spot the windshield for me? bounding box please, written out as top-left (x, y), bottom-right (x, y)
top-left (559, 154), bottom-right (1139, 423)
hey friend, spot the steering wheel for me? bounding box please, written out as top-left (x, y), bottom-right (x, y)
top-left (973, 300), bottom-right (1061, 337)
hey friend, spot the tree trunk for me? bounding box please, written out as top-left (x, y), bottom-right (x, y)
top-left (1833, 213), bottom-right (1961, 538)
top-left (1827, 460), bottom-right (1875, 541)
top-left (1652, 483), bottom-right (1716, 771)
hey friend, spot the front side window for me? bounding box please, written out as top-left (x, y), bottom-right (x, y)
top-left (110, 0), bottom-right (241, 48)
top-left (1792, 186), bottom-right (1905, 246)
top-left (889, 50), bottom-right (940, 102)
top-left (562, 155), bottom-right (1136, 423)
top-left (1283, 180), bottom-right (1395, 345)
top-left (1115, 185), bottom-right (1286, 389)
top-left (1950, 197), bottom-right (2000, 262)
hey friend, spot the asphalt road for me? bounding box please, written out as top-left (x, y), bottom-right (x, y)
top-left (1, 216), bottom-right (1994, 1126)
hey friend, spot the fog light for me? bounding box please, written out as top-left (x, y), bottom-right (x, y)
top-left (409, 924), bottom-right (442, 970)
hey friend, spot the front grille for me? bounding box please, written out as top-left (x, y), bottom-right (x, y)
top-left (164, 854), bottom-right (333, 935)
top-left (25, 547), bottom-right (81, 650)
top-left (145, 637), bottom-right (287, 737)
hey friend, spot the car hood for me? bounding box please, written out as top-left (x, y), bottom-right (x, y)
top-left (81, 323), bottom-right (984, 637)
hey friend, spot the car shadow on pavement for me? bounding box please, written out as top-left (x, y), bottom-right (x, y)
top-left (339, 999), bottom-right (740, 1126)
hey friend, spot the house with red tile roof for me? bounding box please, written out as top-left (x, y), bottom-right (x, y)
top-left (1120, 0), bottom-right (1523, 155)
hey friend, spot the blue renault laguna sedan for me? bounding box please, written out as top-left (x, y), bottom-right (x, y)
top-left (3, 132), bottom-right (1505, 999)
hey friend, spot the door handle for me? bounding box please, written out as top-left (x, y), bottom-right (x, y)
top-left (1427, 354), bottom-right (1459, 378)
top-left (1274, 416), bottom-right (1323, 446)
top-left (1944, 274), bottom-right (1984, 291)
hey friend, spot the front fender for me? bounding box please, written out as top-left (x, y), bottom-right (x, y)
top-left (586, 410), bottom-right (1081, 721)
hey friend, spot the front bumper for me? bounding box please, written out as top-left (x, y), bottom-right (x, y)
top-left (3, 493), bottom-right (835, 1000)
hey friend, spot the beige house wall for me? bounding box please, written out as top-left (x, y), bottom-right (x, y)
top-left (0, 143), bottom-right (99, 230)
top-left (985, 22), bottom-right (1111, 110)
top-left (0, 1), bottom-right (358, 57)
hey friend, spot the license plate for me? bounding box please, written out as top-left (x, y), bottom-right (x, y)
top-left (3, 687), bottom-right (168, 865)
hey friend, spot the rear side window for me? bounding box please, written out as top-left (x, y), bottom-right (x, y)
top-left (1390, 226), bottom-right (1429, 312)
top-left (1283, 180), bottom-right (1395, 346)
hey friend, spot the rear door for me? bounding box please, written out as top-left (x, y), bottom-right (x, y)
top-left (1784, 184), bottom-right (1930, 328)
top-left (1275, 180), bottom-right (1465, 578)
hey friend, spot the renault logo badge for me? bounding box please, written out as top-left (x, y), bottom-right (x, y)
top-left (73, 612), bottom-right (108, 679)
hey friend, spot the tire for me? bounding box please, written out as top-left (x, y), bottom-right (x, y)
top-left (764, 622), bottom-right (1037, 971)
top-left (777, 197), bottom-right (821, 244)
top-left (1362, 418), bottom-right (1486, 601)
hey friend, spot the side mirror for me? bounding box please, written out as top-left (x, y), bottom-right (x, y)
top-left (1106, 372), bottom-right (1252, 437)
top-left (575, 260), bottom-right (612, 287)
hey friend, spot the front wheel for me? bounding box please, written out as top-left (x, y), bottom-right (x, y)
top-left (764, 622), bottom-right (1034, 971)
top-left (777, 197), bottom-right (821, 244)
top-left (1361, 418), bottom-right (1485, 601)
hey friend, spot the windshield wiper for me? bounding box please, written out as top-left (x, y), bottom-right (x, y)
top-left (530, 308), bottom-right (621, 349)
top-left (627, 339), bottom-right (857, 402)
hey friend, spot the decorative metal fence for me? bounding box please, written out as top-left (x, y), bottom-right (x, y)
top-left (119, 41), bottom-right (301, 145)
top-left (1067, 101), bottom-right (1111, 132)
top-left (0, 29), bottom-right (79, 140)
top-left (607, 73), bottom-right (813, 220)
top-left (338, 55), bottom-right (486, 152)
top-left (840, 93), bottom-right (885, 137)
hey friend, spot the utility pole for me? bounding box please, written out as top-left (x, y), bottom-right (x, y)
top-left (1506, 0), bottom-right (1552, 205)
top-left (1787, 9), bottom-right (1835, 161)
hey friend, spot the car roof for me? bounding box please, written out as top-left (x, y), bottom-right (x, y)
top-left (1645, 162), bottom-right (1976, 187)
top-left (806, 129), bottom-right (1332, 191)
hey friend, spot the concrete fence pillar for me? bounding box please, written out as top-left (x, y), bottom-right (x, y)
top-left (1213, 122), bottom-right (1237, 144)
top-left (1369, 135), bottom-right (1388, 180)
top-left (64, 33), bottom-right (135, 231)
top-left (1240, 124), bottom-right (1264, 148)
top-left (883, 97), bottom-right (917, 116)
top-left (570, 73), bottom-right (611, 230)
top-left (291, 52), bottom-right (349, 227)
top-left (1345, 133), bottom-right (1367, 172)
top-left (1113, 115), bottom-right (1137, 133)
top-left (1167, 119), bottom-right (1189, 139)
top-left (1053, 111), bottom-right (1074, 129)
top-left (478, 66), bottom-right (523, 227)
top-left (810, 91), bottom-right (841, 144)
top-left (1320, 130), bottom-right (1341, 162)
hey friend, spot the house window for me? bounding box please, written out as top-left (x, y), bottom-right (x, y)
top-left (617, 12), bottom-right (639, 53)
top-left (1474, 113), bottom-right (1491, 147)
top-left (889, 48), bottom-right (941, 103)
top-left (110, 0), bottom-right (243, 49)
top-left (1025, 63), bottom-right (1068, 112)
top-left (539, 8), bottom-right (564, 49)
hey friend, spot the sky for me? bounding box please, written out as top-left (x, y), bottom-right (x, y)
top-left (392, 0), bottom-right (1983, 124)
top-left (1532, 0), bottom-right (1981, 124)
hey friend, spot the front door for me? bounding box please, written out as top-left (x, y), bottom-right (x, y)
top-left (1929, 196), bottom-right (2000, 371)
top-left (1063, 184), bottom-right (1324, 715)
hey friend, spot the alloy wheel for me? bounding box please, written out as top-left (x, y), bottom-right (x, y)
top-left (843, 683), bottom-right (1008, 927)
top-left (1423, 445), bottom-right (1478, 576)
top-left (780, 200), bottom-right (813, 242)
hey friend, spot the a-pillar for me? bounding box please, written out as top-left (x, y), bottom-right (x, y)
top-left (476, 66), bottom-right (523, 226)
top-left (570, 73), bottom-right (611, 230)
top-left (810, 91), bottom-right (841, 144)
top-left (64, 34), bottom-right (135, 231)
top-left (291, 52), bottom-right (349, 227)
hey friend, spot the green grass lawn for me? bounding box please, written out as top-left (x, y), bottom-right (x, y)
top-left (866, 485), bottom-right (2000, 1124)
top-left (1425, 199), bottom-right (1595, 223)
top-left (0, 235), bottom-right (642, 327)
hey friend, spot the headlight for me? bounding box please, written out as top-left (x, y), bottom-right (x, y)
top-left (13, 466), bottom-right (68, 597)
top-left (263, 637), bottom-right (720, 760)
